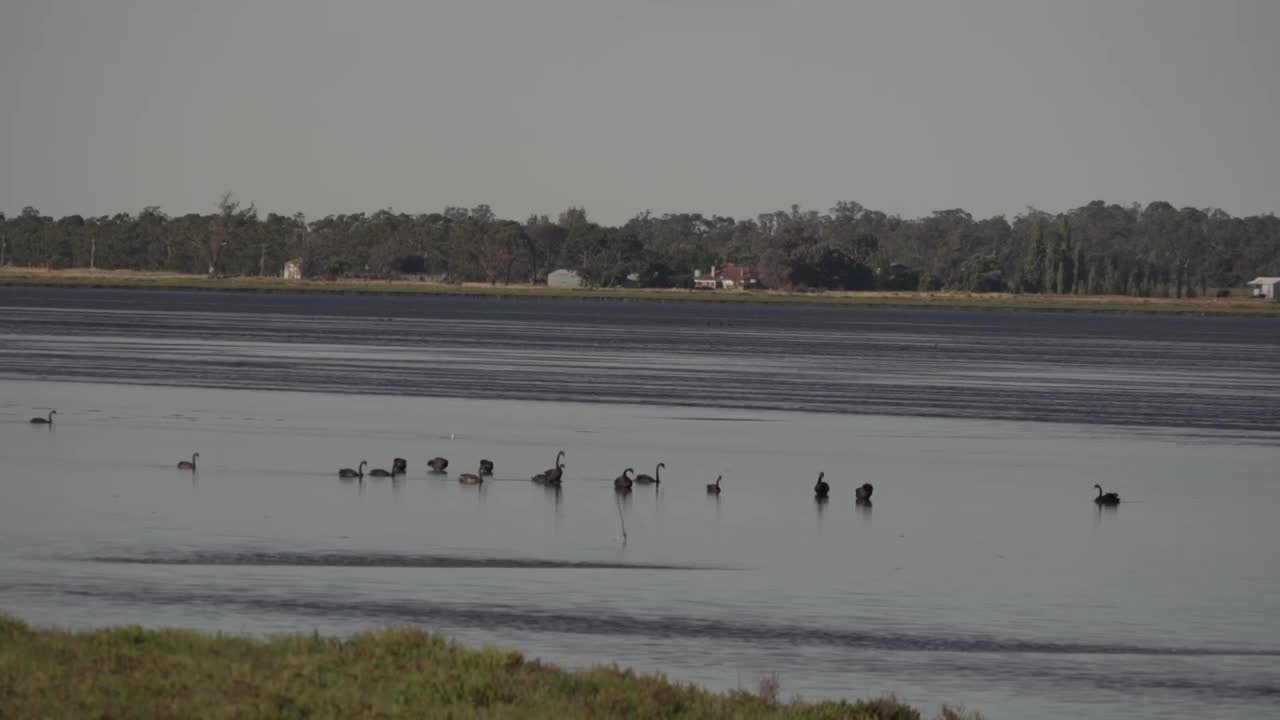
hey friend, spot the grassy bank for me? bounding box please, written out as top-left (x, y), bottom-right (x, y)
top-left (3, 266), bottom-right (1277, 316)
top-left (0, 615), bottom-right (976, 719)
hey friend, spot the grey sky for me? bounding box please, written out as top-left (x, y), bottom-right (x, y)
top-left (2, 0), bottom-right (1277, 224)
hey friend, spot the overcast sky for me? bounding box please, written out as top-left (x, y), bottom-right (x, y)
top-left (2, 0), bottom-right (1276, 224)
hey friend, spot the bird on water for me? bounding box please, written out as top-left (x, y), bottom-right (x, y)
top-left (855, 483), bottom-right (874, 505)
top-left (338, 461), bottom-right (367, 479)
top-left (634, 462), bottom-right (664, 486)
top-left (534, 451), bottom-right (566, 486)
top-left (1093, 484), bottom-right (1120, 506)
top-left (814, 472), bottom-right (830, 499)
top-left (459, 461), bottom-right (485, 486)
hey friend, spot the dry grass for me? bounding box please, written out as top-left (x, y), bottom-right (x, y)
top-left (0, 615), bottom-right (980, 720)
top-left (3, 266), bottom-right (1275, 316)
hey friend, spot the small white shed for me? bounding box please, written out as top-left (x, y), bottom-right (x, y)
top-left (547, 268), bottom-right (583, 288)
top-left (1247, 276), bottom-right (1280, 300)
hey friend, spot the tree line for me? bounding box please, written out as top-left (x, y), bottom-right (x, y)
top-left (3, 194), bottom-right (1278, 296)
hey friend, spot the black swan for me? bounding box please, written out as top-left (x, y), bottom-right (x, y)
top-left (615, 468), bottom-right (634, 491)
top-left (1093, 484), bottom-right (1120, 506)
top-left (855, 483), bottom-right (874, 504)
top-left (30, 410), bottom-right (55, 425)
top-left (635, 462), bottom-right (664, 486)
top-left (814, 472), bottom-right (830, 499)
top-left (479, 459), bottom-right (494, 476)
top-left (706, 475), bottom-right (722, 495)
top-left (338, 461), bottom-right (367, 479)
top-left (427, 457), bottom-right (449, 474)
top-left (392, 458), bottom-right (408, 474)
top-left (177, 453), bottom-right (199, 470)
top-left (534, 451), bottom-right (566, 486)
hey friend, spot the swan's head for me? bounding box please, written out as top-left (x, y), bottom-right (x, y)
top-left (1093, 484), bottom-right (1102, 491)
top-left (658, 462), bottom-right (665, 470)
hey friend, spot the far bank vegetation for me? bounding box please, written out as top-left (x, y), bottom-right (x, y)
top-left (2, 196), bottom-right (1277, 298)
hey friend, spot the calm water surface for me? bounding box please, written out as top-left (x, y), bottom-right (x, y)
top-left (1, 288), bottom-right (1278, 720)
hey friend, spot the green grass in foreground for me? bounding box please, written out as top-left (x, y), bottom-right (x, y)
top-left (0, 615), bottom-right (979, 719)
top-left (3, 268), bottom-right (1279, 316)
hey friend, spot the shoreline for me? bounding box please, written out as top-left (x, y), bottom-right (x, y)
top-left (0, 614), bottom-right (979, 719)
top-left (2, 267), bottom-right (1278, 317)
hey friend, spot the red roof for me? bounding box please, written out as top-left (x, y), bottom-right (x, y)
top-left (713, 264), bottom-right (754, 281)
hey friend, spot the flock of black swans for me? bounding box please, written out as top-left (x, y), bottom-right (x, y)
top-left (28, 409), bottom-right (1123, 505)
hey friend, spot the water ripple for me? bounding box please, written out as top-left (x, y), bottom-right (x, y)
top-left (33, 580), bottom-right (1280, 660)
top-left (80, 550), bottom-right (730, 571)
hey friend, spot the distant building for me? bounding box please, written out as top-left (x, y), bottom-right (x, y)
top-left (694, 264), bottom-right (759, 289)
top-left (1247, 276), bottom-right (1280, 300)
top-left (718, 264), bottom-right (757, 289)
top-left (282, 259), bottom-right (303, 280)
top-left (547, 268), bottom-right (584, 288)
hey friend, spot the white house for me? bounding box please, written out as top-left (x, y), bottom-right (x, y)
top-left (282, 259), bottom-right (303, 280)
top-left (547, 268), bottom-right (584, 288)
top-left (1247, 276), bottom-right (1280, 300)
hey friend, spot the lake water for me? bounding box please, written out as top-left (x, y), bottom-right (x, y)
top-left (1, 287), bottom-right (1279, 719)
